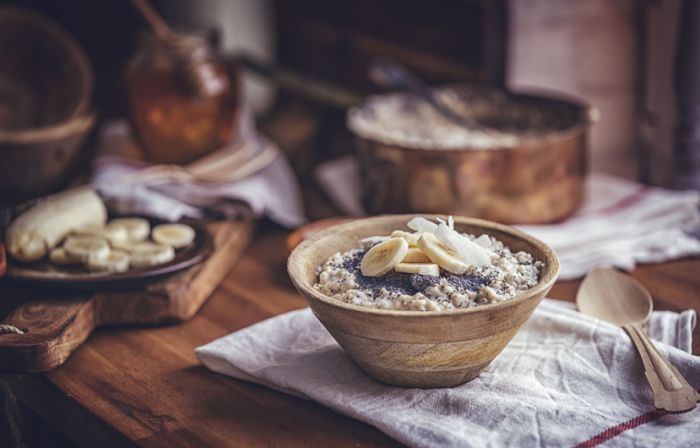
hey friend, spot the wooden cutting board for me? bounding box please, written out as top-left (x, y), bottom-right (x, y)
top-left (0, 219), bottom-right (253, 373)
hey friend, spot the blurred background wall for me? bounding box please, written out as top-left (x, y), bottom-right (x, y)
top-left (509, 0), bottom-right (639, 180)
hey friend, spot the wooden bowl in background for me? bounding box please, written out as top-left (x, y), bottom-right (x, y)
top-left (288, 214), bottom-right (560, 388)
top-left (0, 6), bottom-right (93, 130)
top-left (0, 6), bottom-right (96, 204)
top-left (0, 112), bottom-right (96, 204)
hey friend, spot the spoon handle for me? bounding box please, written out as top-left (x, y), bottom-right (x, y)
top-left (623, 323), bottom-right (700, 413)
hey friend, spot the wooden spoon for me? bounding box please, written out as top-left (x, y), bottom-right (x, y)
top-left (576, 267), bottom-right (700, 413)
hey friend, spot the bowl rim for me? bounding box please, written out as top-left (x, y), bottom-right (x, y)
top-left (288, 214), bottom-right (561, 318)
top-left (0, 111), bottom-right (96, 144)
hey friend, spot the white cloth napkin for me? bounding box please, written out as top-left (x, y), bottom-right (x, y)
top-left (196, 299), bottom-right (699, 448)
top-left (91, 111), bottom-right (307, 228)
top-left (314, 157), bottom-right (700, 279)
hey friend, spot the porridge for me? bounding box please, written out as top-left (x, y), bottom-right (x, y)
top-left (346, 88), bottom-right (576, 150)
top-left (314, 217), bottom-right (543, 312)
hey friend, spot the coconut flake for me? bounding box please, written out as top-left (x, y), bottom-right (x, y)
top-left (407, 217), bottom-right (438, 233)
top-left (435, 223), bottom-right (492, 267)
top-left (474, 234), bottom-right (492, 249)
top-left (448, 216), bottom-right (454, 230)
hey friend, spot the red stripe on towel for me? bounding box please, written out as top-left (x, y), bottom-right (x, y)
top-left (573, 410), bottom-right (668, 448)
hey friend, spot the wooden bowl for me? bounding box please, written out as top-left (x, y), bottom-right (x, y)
top-left (288, 214), bottom-right (560, 388)
top-left (0, 6), bottom-right (93, 130)
top-left (0, 6), bottom-right (96, 205)
top-left (0, 112), bottom-right (96, 204)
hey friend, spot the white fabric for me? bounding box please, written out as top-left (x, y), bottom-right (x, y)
top-left (196, 299), bottom-right (700, 448)
top-left (314, 157), bottom-right (700, 279)
top-left (91, 112), bottom-right (307, 228)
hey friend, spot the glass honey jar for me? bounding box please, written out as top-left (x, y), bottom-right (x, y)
top-left (125, 29), bottom-right (239, 165)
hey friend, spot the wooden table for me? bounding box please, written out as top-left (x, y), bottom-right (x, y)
top-left (5, 224), bottom-right (699, 448)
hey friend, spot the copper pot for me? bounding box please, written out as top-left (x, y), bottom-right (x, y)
top-left (349, 87), bottom-right (597, 225)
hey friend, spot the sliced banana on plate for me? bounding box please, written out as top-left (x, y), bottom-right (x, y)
top-left (86, 249), bottom-right (131, 273)
top-left (130, 243), bottom-right (175, 268)
top-left (360, 237), bottom-right (409, 277)
top-left (395, 263), bottom-right (440, 276)
top-left (108, 218), bottom-right (150, 241)
top-left (73, 223), bottom-right (129, 245)
top-left (63, 235), bottom-right (111, 263)
top-left (417, 232), bottom-right (469, 275)
top-left (391, 230), bottom-right (421, 246)
top-left (49, 247), bottom-right (82, 266)
top-left (152, 224), bottom-right (196, 249)
top-left (401, 246), bottom-right (431, 263)
top-left (117, 241), bottom-right (161, 253)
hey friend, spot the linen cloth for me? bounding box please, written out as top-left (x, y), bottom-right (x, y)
top-left (196, 299), bottom-right (700, 448)
top-left (91, 111), bottom-right (306, 228)
top-left (314, 156), bottom-right (700, 279)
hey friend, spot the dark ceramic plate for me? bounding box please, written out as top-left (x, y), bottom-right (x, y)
top-left (4, 224), bottom-right (213, 290)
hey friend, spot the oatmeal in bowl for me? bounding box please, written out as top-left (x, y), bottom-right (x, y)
top-left (288, 215), bottom-right (560, 388)
top-left (315, 216), bottom-right (543, 311)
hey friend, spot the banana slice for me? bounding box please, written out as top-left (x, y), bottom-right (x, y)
top-left (401, 247), bottom-right (431, 263)
top-left (395, 263), bottom-right (440, 277)
top-left (130, 243), bottom-right (175, 268)
top-left (416, 233), bottom-right (469, 275)
top-left (73, 223), bottom-right (129, 245)
top-left (86, 249), bottom-right (131, 273)
top-left (63, 235), bottom-right (111, 263)
top-left (115, 241), bottom-right (158, 253)
top-left (152, 224), bottom-right (196, 249)
top-left (108, 218), bottom-right (150, 241)
top-left (391, 230), bottom-right (421, 246)
top-left (360, 237), bottom-right (409, 277)
top-left (48, 247), bottom-right (82, 266)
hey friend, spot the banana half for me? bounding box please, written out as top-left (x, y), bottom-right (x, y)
top-left (360, 238), bottom-right (409, 277)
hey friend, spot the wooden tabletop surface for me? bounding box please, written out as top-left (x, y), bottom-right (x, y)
top-left (9, 224), bottom-right (700, 448)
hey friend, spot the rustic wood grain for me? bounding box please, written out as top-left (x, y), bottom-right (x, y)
top-left (6, 226), bottom-right (699, 448)
top-left (0, 220), bottom-right (252, 373)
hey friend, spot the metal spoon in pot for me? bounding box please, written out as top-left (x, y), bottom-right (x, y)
top-left (576, 267), bottom-right (699, 413)
top-left (367, 57), bottom-right (486, 130)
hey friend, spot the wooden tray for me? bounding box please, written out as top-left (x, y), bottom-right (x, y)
top-left (0, 219), bottom-right (253, 373)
